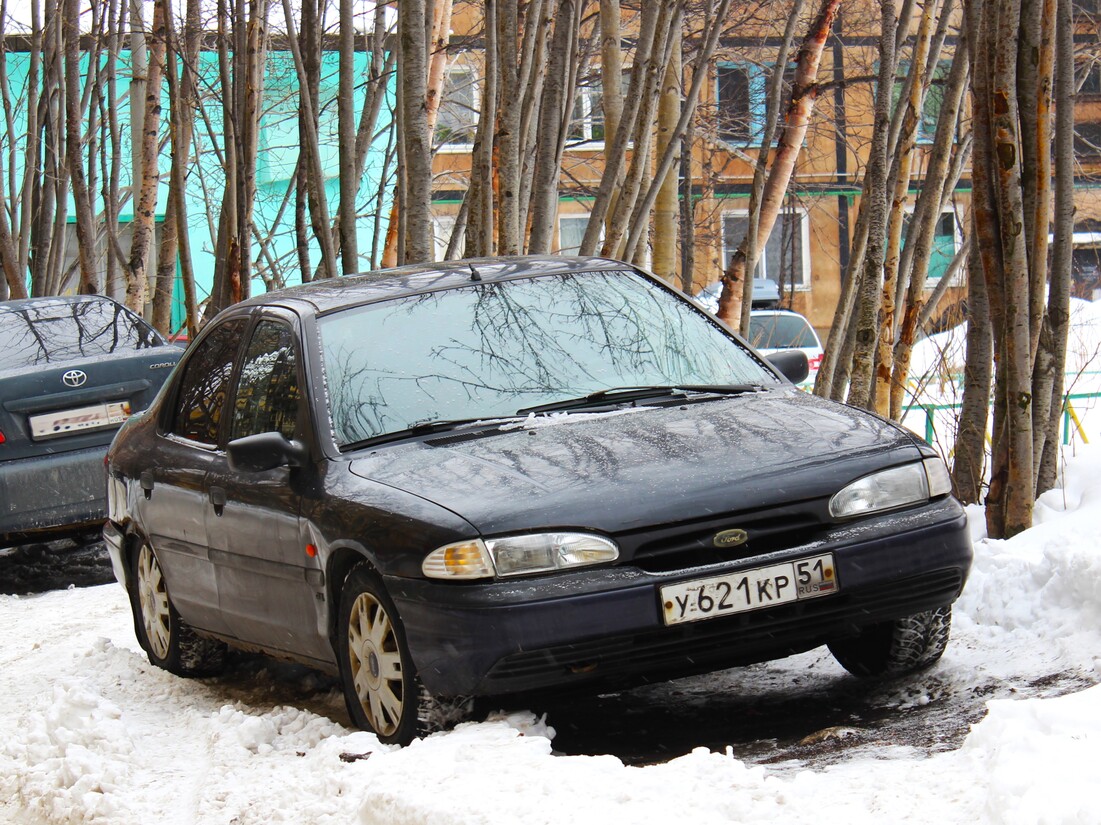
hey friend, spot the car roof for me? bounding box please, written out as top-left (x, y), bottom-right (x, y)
top-left (0, 294), bottom-right (121, 314)
top-left (750, 308), bottom-right (808, 317)
top-left (239, 256), bottom-right (634, 316)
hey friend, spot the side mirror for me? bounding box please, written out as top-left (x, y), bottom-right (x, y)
top-left (766, 349), bottom-right (810, 385)
top-left (227, 432), bottom-right (308, 473)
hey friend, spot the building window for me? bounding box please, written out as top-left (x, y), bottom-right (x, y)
top-left (894, 61), bottom-right (953, 144)
top-left (902, 210), bottom-right (961, 284)
top-left (716, 63), bottom-right (759, 144)
top-left (432, 215), bottom-right (466, 260)
top-left (716, 61), bottom-right (795, 145)
top-left (436, 68), bottom-right (478, 148)
top-left (567, 81), bottom-right (605, 145)
top-left (1075, 121), bottom-right (1101, 156)
top-left (1079, 58), bottom-right (1101, 95)
top-left (721, 209), bottom-right (808, 289)
top-left (558, 214), bottom-right (598, 255)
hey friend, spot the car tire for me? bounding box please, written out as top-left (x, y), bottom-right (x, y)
top-left (827, 606), bottom-right (952, 678)
top-left (338, 564), bottom-right (447, 746)
top-left (129, 540), bottom-right (226, 677)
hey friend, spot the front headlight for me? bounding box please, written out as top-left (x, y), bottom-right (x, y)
top-left (829, 462), bottom-right (931, 519)
top-left (422, 532), bottom-right (619, 580)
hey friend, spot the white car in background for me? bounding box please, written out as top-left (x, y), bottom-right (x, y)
top-left (748, 309), bottom-right (824, 385)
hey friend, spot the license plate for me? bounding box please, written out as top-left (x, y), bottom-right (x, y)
top-left (660, 553), bottom-right (837, 626)
top-left (29, 401), bottom-right (132, 440)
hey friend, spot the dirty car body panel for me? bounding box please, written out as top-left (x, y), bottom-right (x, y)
top-left (104, 256), bottom-right (972, 732)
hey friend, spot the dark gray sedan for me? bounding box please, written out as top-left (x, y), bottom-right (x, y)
top-left (1, 295), bottom-right (180, 549)
top-left (104, 256), bottom-right (972, 745)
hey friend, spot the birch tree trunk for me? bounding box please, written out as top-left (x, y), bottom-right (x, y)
top-left (600, 0), bottom-right (623, 240)
top-left (873, 0), bottom-right (937, 416)
top-left (652, 27), bottom-right (681, 280)
top-left (338, 0), bottom-right (359, 275)
top-left (715, 0), bottom-right (842, 330)
top-left (126, 0), bottom-right (168, 314)
top-left (282, 0), bottom-right (338, 280)
top-left (63, 0), bottom-right (100, 295)
top-left (967, 0), bottom-right (1040, 538)
top-left (399, 0), bottom-right (433, 263)
top-left (528, 0), bottom-right (579, 253)
top-left (495, 0), bottom-right (522, 255)
top-left (951, 238), bottom-right (993, 504)
top-left (847, 0), bottom-right (899, 410)
top-left (888, 43), bottom-right (971, 420)
top-left (1035, 0), bottom-right (1073, 495)
top-left (466, 0), bottom-right (497, 257)
top-left (579, 1), bottom-right (661, 255)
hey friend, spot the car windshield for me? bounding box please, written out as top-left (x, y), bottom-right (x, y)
top-left (748, 314), bottom-right (818, 349)
top-left (319, 270), bottom-right (778, 446)
top-left (0, 298), bottom-right (163, 371)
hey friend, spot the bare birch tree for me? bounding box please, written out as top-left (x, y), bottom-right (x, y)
top-left (715, 0), bottom-right (842, 332)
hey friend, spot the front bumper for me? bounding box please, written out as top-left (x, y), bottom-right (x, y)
top-left (0, 446), bottom-right (107, 548)
top-left (388, 497), bottom-right (973, 697)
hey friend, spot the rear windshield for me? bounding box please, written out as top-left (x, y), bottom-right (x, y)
top-left (0, 298), bottom-right (163, 371)
top-left (748, 314), bottom-right (819, 349)
top-left (319, 270), bottom-right (778, 447)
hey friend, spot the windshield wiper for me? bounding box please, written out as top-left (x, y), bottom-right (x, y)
top-left (515, 384), bottom-right (767, 416)
top-left (342, 417), bottom-right (512, 451)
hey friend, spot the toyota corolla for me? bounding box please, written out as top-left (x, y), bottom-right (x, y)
top-left (104, 256), bottom-right (972, 745)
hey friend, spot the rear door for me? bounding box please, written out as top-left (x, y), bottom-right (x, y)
top-left (204, 314), bottom-right (326, 660)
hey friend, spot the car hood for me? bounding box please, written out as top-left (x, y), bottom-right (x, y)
top-left (347, 389), bottom-right (923, 536)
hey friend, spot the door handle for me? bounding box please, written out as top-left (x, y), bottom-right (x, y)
top-left (209, 485), bottom-right (226, 517)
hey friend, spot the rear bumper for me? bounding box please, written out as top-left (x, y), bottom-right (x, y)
top-left (102, 519), bottom-right (128, 587)
top-left (387, 498), bottom-right (973, 698)
top-left (0, 447), bottom-right (107, 547)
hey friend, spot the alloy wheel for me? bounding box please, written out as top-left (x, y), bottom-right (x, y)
top-left (346, 591), bottom-right (405, 738)
top-left (136, 543), bottom-right (172, 660)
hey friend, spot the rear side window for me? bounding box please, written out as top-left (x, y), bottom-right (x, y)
top-left (0, 298), bottom-right (162, 371)
top-left (230, 320), bottom-right (301, 441)
top-left (170, 319), bottom-right (248, 445)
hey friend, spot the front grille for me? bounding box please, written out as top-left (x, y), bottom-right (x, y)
top-left (624, 503), bottom-right (827, 573)
top-left (481, 568), bottom-right (964, 692)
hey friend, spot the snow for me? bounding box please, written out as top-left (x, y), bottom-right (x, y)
top-left (904, 298), bottom-right (1101, 455)
top-left (3, 444), bottom-right (1101, 824)
top-left (6, 330), bottom-right (1101, 823)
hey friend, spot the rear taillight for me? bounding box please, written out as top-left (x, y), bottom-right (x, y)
top-left (0, 429), bottom-right (5, 444)
top-left (808, 353), bottom-right (824, 370)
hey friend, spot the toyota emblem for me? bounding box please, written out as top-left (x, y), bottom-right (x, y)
top-left (62, 369), bottom-right (88, 388)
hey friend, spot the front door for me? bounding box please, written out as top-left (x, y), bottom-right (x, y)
top-left (205, 316), bottom-right (326, 661)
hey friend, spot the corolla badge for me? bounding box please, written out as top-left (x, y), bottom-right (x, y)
top-left (62, 369), bottom-right (88, 388)
top-left (713, 528), bottom-right (749, 548)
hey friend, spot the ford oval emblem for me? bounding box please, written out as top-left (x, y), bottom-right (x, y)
top-left (62, 369), bottom-right (88, 388)
top-left (713, 528), bottom-right (749, 548)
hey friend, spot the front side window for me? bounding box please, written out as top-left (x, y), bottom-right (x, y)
top-left (169, 318), bottom-right (248, 445)
top-left (230, 320), bottom-right (301, 441)
top-left (319, 271), bottom-right (777, 447)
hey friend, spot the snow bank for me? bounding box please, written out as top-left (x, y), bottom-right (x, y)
top-left (4, 451), bottom-right (1101, 823)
